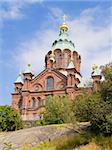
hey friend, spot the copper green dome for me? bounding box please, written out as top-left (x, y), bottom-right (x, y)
top-left (52, 19), bottom-right (75, 51)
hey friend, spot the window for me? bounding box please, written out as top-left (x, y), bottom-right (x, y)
top-left (32, 97), bottom-right (36, 109)
top-left (55, 53), bottom-right (61, 68)
top-left (38, 97), bottom-right (41, 108)
top-left (35, 85), bottom-right (39, 92)
top-left (55, 54), bottom-right (60, 68)
top-left (47, 77), bottom-right (54, 91)
top-left (64, 53), bottom-right (69, 67)
top-left (54, 50), bottom-right (62, 68)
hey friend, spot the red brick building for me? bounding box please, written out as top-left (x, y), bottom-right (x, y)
top-left (12, 19), bottom-right (102, 121)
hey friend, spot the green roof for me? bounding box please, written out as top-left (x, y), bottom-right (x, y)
top-left (15, 73), bottom-right (23, 84)
top-left (52, 26), bottom-right (75, 51)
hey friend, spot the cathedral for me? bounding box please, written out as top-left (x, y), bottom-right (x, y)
top-left (12, 17), bottom-right (102, 121)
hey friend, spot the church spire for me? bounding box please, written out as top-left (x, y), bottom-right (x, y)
top-left (15, 72), bottom-right (23, 84)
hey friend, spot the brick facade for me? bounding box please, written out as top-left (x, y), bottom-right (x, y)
top-left (12, 21), bottom-right (101, 121)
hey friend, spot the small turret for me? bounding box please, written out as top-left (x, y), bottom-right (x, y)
top-left (23, 64), bottom-right (34, 90)
top-left (67, 59), bottom-right (79, 87)
top-left (12, 72), bottom-right (23, 111)
top-left (14, 72), bottom-right (23, 93)
top-left (91, 64), bottom-right (102, 92)
top-left (48, 51), bottom-right (55, 69)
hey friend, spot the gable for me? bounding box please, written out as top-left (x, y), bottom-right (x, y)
top-left (32, 69), bottom-right (66, 82)
top-left (31, 69), bottom-right (67, 92)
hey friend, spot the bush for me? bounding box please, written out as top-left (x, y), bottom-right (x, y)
top-left (0, 105), bottom-right (23, 131)
top-left (101, 63), bottom-right (112, 102)
top-left (73, 93), bottom-right (112, 135)
top-left (44, 95), bottom-right (75, 125)
top-left (73, 63), bottom-right (112, 135)
top-left (36, 120), bottom-right (46, 126)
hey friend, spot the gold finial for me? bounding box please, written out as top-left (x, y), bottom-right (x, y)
top-left (60, 15), bottom-right (68, 31)
top-left (28, 64), bottom-right (31, 67)
top-left (92, 64), bottom-right (98, 71)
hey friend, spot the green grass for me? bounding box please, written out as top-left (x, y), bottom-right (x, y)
top-left (21, 134), bottom-right (90, 150)
top-left (94, 135), bottom-right (112, 150)
top-left (21, 132), bottom-right (112, 150)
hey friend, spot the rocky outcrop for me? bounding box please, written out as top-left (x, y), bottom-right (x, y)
top-left (0, 125), bottom-right (76, 149)
top-left (0, 123), bottom-right (90, 149)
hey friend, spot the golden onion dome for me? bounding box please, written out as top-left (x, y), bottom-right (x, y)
top-left (60, 23), bottom-right (68, 31)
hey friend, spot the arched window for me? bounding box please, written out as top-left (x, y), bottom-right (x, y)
top-left (55, 54), bottom-right (60, 68)
top-left (54, 50), bottom-right (62, 68)
top-left (55, 53), bottom-right (61, 68)
top-left (32, 97), bottom-right (36, 109)
top-left (47, 77), bottom-right (54, 91)
top-left (36, 85), bottom-right (39, 92)
top-left (38, 97), bottom-right (41, 108)
top-left (64, 53), bottom-right (69, 67)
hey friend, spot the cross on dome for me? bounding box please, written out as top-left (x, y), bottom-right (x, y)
top-left (60, 14), bottom-right (69, 31)
top-left (62, 15), bottom-right (67, 24)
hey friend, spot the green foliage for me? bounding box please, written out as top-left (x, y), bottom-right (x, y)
top-left (21, 132), bottom-right (112, 150)
top-left (101, 63), bottom-right (112, 102)
top-left (73, 63), bottom-right (112, 135)
top-left (0, 105), bottom-right (23, 131)
top-left (21, 145), bottom-right (31, 150)
top-left (94, 135), bottom-right (112, 150)
top-left (30, 134), bottom-right (90, 150)
top-left (73, 93), bottom-right (101, 122)
top-left (44, 95), bottom-right (75, 125)
top-left (36, 120), bottom-right (46, 126)
top-left (74, 93), bottom-right (112, 135)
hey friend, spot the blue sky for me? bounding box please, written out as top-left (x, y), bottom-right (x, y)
top-left (0, 0), bottom-right (111, 105)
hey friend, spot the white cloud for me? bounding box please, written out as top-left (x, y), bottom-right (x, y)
top-left (68, 6), bottom-right (111, 76)
top-left (13, 6), bottom-right (112, 77)
top-left (0, 0), bottom-right (43, 20)
top-left (14, 29), bottom-right (58, 74)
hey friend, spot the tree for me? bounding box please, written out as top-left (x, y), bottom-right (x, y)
top-left (0, 105), bottom-right (23, 131)
top-left (44, 95), bottom-right (74, 124)
top-left (101, 63), bottom-right (112, 103)
top-left (73, 63), bottom-right (112, 135)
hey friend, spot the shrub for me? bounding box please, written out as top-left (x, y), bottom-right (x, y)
top-left (73, 93), bottom-right (112, 135)
top-left (44, 95), bottom-right (75, 125)
top-left (73, 63), bottom-right (112, 135)
top-left (0, 105), bottom-right (23, 131)
top-left (36, 120), bottom-right (46, 126)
